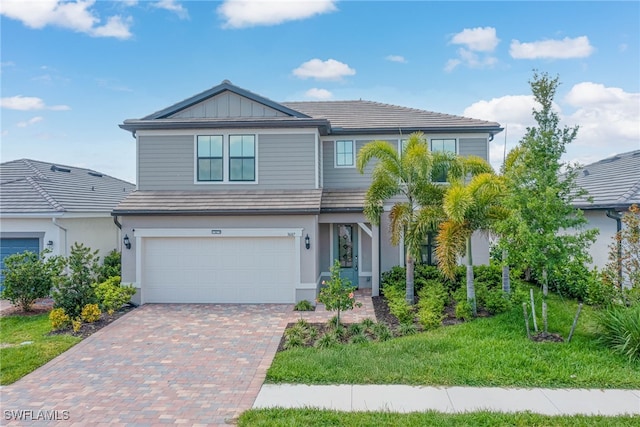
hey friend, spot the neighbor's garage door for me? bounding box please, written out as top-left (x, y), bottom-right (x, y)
top-left (142, 236), bottom-right (296, 303)
top-left (1, 238), bottom-right (40, 283)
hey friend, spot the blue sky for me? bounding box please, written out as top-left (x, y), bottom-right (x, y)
top-left (2, 1), bottom-right (639, 184)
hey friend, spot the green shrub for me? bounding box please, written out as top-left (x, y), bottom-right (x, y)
top-left (360, 318), bottom-right (376, 330)
top-left (416, 280), bottom-right (447, 330)
top-left (398, 322), bottom-right (417, 336)
top-left (97, 249), bottom-right (121, 283)
top-left (349, 332), bottom-right (369, 344)
top-left (549, 260), bottom-right (591, 301)
top-left (373, 322), bottom-right (393, 341)
top-left (294, 299), bottom-right (314, 311)
top-left (348, 322), bottom-right (364, 335)
top-left (283, 334), bottom-right (305, 350)
top-left (314, 332), bottom-right (338, 348)
top-left (484, 289), bottom-right (512, 315)
top-left (1, 250), bottom-right (65, 312)
top-left (53, 243), bottom-right (100, 318)
top-left (49, 308), bottom-right (71, 331)
top-left (455, 300), bottom-right (473, 321)
top-left (94, 276), bottom-right (136, 315)
top-left (384, 286), bottom-right (414, 323)
top-left (595, 304), bottom-right (640, 362)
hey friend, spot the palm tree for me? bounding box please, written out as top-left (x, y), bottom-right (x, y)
top-left (357, 132), bottom-right (451, 304)
top-left (436, 168), bottom-right (507, 316)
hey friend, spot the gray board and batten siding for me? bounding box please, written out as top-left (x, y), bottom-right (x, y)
top-left (137, 133), bottom-right (317, 191)
top-left (168, 91), bottom-right (290, 120)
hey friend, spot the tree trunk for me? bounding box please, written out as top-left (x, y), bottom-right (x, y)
top-left (502, 249), bottom-right (511, 294)
top-left (466, 236), bottom-right (477, 316)
top-left (542, 268), bottom-right (548, 333)
top-left (405, 255), bottom-right (415, 305)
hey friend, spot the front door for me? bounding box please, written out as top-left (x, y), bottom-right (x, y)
top-left (333, 224), bottom-right (358, 288)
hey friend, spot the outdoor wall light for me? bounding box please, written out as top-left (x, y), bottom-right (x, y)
top-left (305, 234), bottom-right (310, 250)
top-left (46, 240), bottom-right (54, 249)
top-left (123, 234), bottom-right (131, 250)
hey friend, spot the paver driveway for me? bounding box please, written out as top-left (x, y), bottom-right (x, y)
top-left (1, 304), bottom-right (292, 426)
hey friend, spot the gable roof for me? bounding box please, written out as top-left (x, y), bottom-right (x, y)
top-left (0, 159), bottom-right (135, 214)
top-left (282, 100), bottom-right (502, 135)
top-left (573, 150), bottom-right (640, 210)
top-left (120, 80), bottom-right (502, 137)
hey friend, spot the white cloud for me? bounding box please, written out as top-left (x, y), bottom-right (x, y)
top-left (510, 36), bottom-right (594, 59)
top-left (385, 55), bottom-right (406, 63)
top-left (463, 82), bottom-right (640, 170)
top-left (450, 27), bottom-right (500, 52)
top-left (218, 0), bottom-right (337, 29)
top-left (152, 0), bottom-right (189, 19)
top-left (565, 82), bottom-right (640, 144)
top-left (305, 88), bottom-right (332, 100)
top-left (293, 58), bottom-right (355, 81)
top-left (446, 27), bottom-right (499, 71)
top-left (17, 116), bottom-right (44, 128)
top-left (0, 0), bottom-right (133, 39)
top-left (1, 95), bottom-right (70, 111)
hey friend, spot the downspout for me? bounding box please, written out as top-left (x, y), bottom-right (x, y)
top-left (606, 210), bottom-right (623, 285)
top-left (52, 217), bottom-right (68, 257)
top-left (113, 215), bottom-right (123, 252)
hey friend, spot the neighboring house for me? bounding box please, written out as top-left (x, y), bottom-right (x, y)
top-left (0, 159), bottom-right (135, 281)
top-left (114, 80), bottom-right (502, 305)
top-left (573, 150), bottom-right (640, 269)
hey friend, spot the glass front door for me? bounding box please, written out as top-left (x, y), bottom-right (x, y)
top-left (334, 224), bottom-right (358, 287)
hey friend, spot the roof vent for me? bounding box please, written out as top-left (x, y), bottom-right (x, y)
top-left (599, 156), bottom-right (621, 164)
top-left (91, 186), bottom-right (95, 191)
top-left (88, 171), bottom-right (103, 177)
top-left (50, 165), bottom-right (71, 173)
top-left (582, 169), bottom-right (590, 176)
top-left (222, 79), bottom-right (232, 84)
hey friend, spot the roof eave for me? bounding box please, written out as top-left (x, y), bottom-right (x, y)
top-left (119, 118), bottom-right (331, 135)
top-left (328, 126), bottom-right (504, 136)
top-left (111, 208), bottom-right (321, 216)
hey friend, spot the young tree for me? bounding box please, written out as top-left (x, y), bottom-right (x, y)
top-left (498, 71), bottom-right (597, 332)
top-left (602, 204), bottom-right (640, 299)
top-left (357, 132), bottom-right (450, 304)
top-left (437, 170), bottom-right (507, 316)
top-left (52, 242), bottom-right (101, 318)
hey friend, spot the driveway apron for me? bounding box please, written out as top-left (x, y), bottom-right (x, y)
top-left (1, 304), bottom-right (292, 426)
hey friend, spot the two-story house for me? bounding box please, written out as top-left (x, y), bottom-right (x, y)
top-left (114, 80), bottom-right (502, 305)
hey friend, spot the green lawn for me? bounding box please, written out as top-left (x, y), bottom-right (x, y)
top-left (267, 294), bottom-right (640, 388)
top-left (238, 408), bottom-right (639, 426)
top-left (0, 313), bottom-right (80, 385)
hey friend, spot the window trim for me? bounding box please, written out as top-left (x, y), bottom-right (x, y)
top-left (228, 134), bottom-right (256, 182)
top-left (430, 138), bottom-right (457, 183)
top-left (193, 134), bottom-right (258, 184)
top-left (334, 140), bottom-right (355, 168)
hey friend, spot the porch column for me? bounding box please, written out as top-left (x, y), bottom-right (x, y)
top-left (372, 223), bottom-right (380, 296)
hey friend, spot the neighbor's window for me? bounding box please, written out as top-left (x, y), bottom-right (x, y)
top-left (197, 135), bottom-right (223, 181)
top-left (335, 140), bottom-right (354, 167)
top-left (430, 138), bottom-right (456, 182)
top-left (229, 135), bottom-right (255, 181)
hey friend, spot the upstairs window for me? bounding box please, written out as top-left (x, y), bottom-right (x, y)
top-left (335, 140), bottom-right (355, 167)
top-left (197, 135), bottom-right (223, 181)
top-left (430, 138), bottom-right (456, 182)
top-left (229, 135), bottom-right (255, 181)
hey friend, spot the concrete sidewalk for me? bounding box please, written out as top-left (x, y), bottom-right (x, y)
top-left (254, 384), bottom-right (640, 416)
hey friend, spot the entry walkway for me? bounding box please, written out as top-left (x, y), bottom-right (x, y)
top-left (254, 384), bottom-right (640, 416)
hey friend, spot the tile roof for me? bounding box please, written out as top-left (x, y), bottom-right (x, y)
top-left (0, 159), bottom-right (135, 214)
top-left (573, 150), bottom-right (640, 209)
top-left (113, 190), bottom-right (323, 215)
top-left (283, 100), bottom-right (502, 134)
top-left (321, 189), bottom-right (367, 212)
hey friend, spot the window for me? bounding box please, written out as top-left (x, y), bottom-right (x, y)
top-left (430, 138), bottom-right (456, 182)
top-left (197, 135), bottom-right (223, 181)
top-left (229, 135), bottom-right (255, 181)
top-left (335, 140), bottom-right (354, 167)
top-left (419, 232), bottom-right (438, 266)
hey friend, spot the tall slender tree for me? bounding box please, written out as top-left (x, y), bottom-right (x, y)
top-left (498, 71), bottom-right (597, 331)
top-left (357, 132), bottom-right (450, 304)
top-left (436, 166), bottom-right (507, 316)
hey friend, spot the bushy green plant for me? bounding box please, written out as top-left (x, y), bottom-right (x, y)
top-left (314, 332), bottom-right (338, 348)
top-left (349, 333), bottom-right (369, 344)
top-left (398, 322), bottom-right (417, 336)
top-left (49, 308), bottom-right (71, 331)
top-left (53, 243), bottom-right (100, 318)
top-left (373, 322), bottom-right (393, 341)
top-left (94, 276), bottom-right (135, 315)
top-left (1, 250), bottom-right (65, 312)
top-left (294, 299), bottom-right (314, 311)
top-left (348, 322), bottom-right (364, 335)
top-left (585, 269), bottom-right (620, 306)
top-left (360, 317), bottom-right (376, 330)
top-left (384, 285), bottom-right (414, 323)
top-left (416, 280), bottom-right (447, 330)
top-left (455, 300), bottom-right (473, 321)
top-left (283, 334), bottom-right (304, 350)
top-left (483, 289), bottom-right (512, 315)
top-left (317, 260), bottom-right (361, 327)
top-left (97, 249), bottom-right (121, 283)
top-left (595, 304), bottom-right (640, 362)
top-left (550, 260), bottom-right (591, 301)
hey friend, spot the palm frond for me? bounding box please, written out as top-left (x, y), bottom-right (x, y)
top-left (356, 140), bottom-right (400, 175)
top-left (443, 185), bottom-right (473, 223)
top-left (436, 220), bottom-right (470, 279)
top-left (388, 203), bottom-right (412, 246)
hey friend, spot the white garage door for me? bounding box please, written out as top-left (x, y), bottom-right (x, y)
top-left (142, 236), bottom-right (296, 303)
